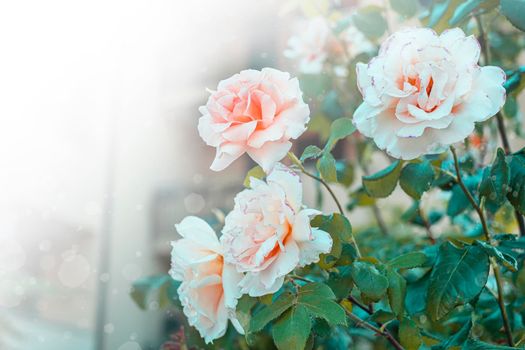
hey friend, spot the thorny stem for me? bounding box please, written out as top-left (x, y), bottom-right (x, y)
top-left (450, 146), bottom-right (515, 346)
top-left (288, 152), bottom-right (363, 258)
top-left (344, 308), bottom-right (404, 350)
top-left (475, 14), bottom-right (525, 237)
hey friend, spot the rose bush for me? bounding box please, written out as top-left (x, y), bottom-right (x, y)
top-left (133, 1), bottom-right (525, 349)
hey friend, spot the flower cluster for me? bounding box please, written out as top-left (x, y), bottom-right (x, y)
top-left (170, 161), bottom-right (332, 342)
top-left (169, 24), bottom-right (508, 344)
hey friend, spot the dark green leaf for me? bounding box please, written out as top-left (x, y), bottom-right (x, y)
top-left (461, 338), bottom-right (518, 349)
top-left (399, 317), bottom-right (422, 350)
top-left (386, 268), bottom-right (406, 317)
top-left (311, 213), bottom-right (353, 244)
top-left (336, 161), bottom-right (354, 187)
top-left (473, 240), bottom-right (518, 272)
top-left (369, 310), bottom-right (396, 324)
top-left (501, 0), bottom-right (525, 31)
top-left (363, 160), bottom-right (403, 198)
top-left (298, 293), bottom-right (347, 326)
top-left (406, 272), bottom-right (430, 315)
top-left (449, 0), bottom-right (482, 25)
top-left (427, 242), bottom-right (490, 321)
top-left (317, 152), bottom-right (338, 183)
top-left (507, 148), bottom-right (525, 214)
top-left (350, 262), bottom-right (389, 302)
top-left (479, 148), bottom-right (510, 207)
top-left (399, 161), bottom-right (435, 199)
top-left (439, 320), bottom-right (472, 349)
top-left (388, 251), bottom-right (428, 269)
top-left (250, 293), bottom-right (295, 332)
top-left (272, 305), bottom-right (312, 350)
top-left (300, 145), bottom-right (323, 162)
top-left (236, 295), bottom-right (258, 332)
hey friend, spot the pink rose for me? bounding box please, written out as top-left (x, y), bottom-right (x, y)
top-left (353, 27), bottom-right (506, 159)
top-left (220, 164), bottom-right (332, 297)
top-left (170, 216), bottom-right (243, 343)
top-left (198, 68), bottom-right (310, 172)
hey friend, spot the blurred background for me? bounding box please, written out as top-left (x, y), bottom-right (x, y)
top-left (1, 0), bottom-right (525, 349)
top-left (0, 0), bottom-right (293, 349)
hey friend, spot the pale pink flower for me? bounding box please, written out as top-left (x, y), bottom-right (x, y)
top-left (198, 68), bottom-right (310, 172)
top-left (170, 216), bottom-right (243, 343)
top-left (353, 27), bottom-right (506, 159)
top-left (339, 25), bottom-right (375, 58)
top-left (284, 17), bottom-right (331, 74)
top-left (220, 164), bottom-right (332, 297)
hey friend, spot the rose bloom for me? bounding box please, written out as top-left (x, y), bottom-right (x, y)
top-left (284, 17), bottom-right (331, 74)
top-left (198, 68), bottom-right (310, 172)
top-left (220, 164), bottom-right (332, 296)
top-left (353, 27), bottom-right (506, 159)
top-left (170, 216), bottom-right (243, 343)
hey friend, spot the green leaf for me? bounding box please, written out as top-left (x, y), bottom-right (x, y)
top-left (250, 293), bottom-right (295, 332)
top-left (399, 161), bottom-right (435, 199)
top-left (399, 317), bottom-right (422, 350)
top-left (439, 320), bottom-right (472, 349)
top-left (406, 272), bottom-right (430, 315)
top-left (353, 6), bottom-right (388, 39)
top-left (236, 295), bottom-right (258, 333)
top-left (461, 338), bottom-right (518, 349)
top-left (312, 213), bottom-right (353, 244)
top-left (244, 165), bottom-right (266, 188)
top-left (479, 148), bottom-right (510, 207)
top-left (336, 161), bottom-right (354, 187)
top-left (501, 0), bottom-right (525, 31)
top-left (449, 0), bottom-right (482, 25)
top-left (300, 145), bottom-right (323, 162)
top-left (350, 262), bottom-right (389, 302)
top-left (369, 310), bottom-right (396, 324)
top-left (363, 160), bottom-right (403, 198)
top-left (130, 274), bottom-right (177, 310)
top-left (447, 175), bottom-right (479, 217)
top-left (317, 152), bottom-right (338, 183)
top-left (387, 251), bottom-right (428, 269)
top-left (324, 118), bottom-right (356, 153)
top-left (348, 187), bottom-right (376, 208)
top-left (473, 240), bottom-right (518, 272)
top-left (390, 0), bottom-right (418, 17)
top-left (272, 305), bottom-right (312, 350)
top-left (297, 283), bottom-right (347, 326)
top-left (507, 148), bottom-right (525, 214)
top-left (386, 268), bottom-right (406, 317)
top-left (427, 242), bottom-right (490, 321)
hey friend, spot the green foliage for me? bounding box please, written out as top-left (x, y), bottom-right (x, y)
top-left (399, 161), bottom-right (435, 199)
top-left (507, 148), bottom-right (525, 214)
top-left (479, 148), bottom-right (510, 208)
top-left (362, 160), bottom-right (403, 198)
top-left (349, 261), bottom-right (388, 302)
top-left (427, 242), bottom-right (490, 321)
top-left (473, 240), bottom-right (518, 272)
top-left (272, 305), bottom-right (312, 350)
top-left (296, 283), bottom-right (347, 326)
top-left (387, 251), bottom-right (428, 269)
top-left (386, 267), bottom-right (406, 317)
top-left (130, 274), bottom-right (179, 310)
top-left (250, 293), bottom-right (295, 332)
top-left (352, 6), bottom-right (388, 40)
top-left (317, 152), bottom-right (338, 182)
top-left (501, 0), bottom-right (525, 31)
top-left (399, 317), bottom-right (422, 350)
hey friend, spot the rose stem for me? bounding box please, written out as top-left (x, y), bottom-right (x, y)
top-left (450, 146), bottom-right (514, 346)
top-left (475, 14), bottom-right (525, 237)
top-left (344, 307), bottom-right (404, 350)
top-left (288, 152), bottom-right (363, 258)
